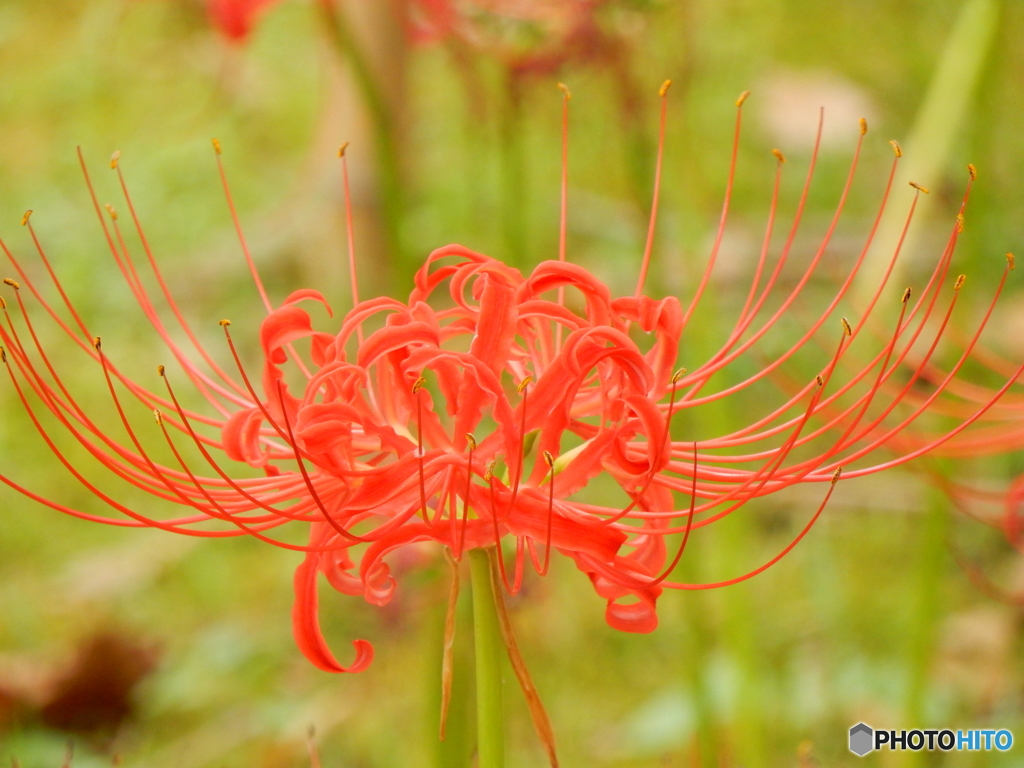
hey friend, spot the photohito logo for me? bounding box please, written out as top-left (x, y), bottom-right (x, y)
top-left (848, 723), bottom-right (1013, 756)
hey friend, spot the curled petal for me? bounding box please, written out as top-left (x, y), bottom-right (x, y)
top-left (292, 551), bottom-right (374, 673)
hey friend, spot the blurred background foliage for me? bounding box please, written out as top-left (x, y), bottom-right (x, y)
top-left (1, 0), bottom-right (1024, 766)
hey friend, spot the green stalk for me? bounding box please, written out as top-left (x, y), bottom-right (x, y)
top-left (854, 0), bottom-right (1000, 303)
top-left (469, 548), bottom-right (505, 768)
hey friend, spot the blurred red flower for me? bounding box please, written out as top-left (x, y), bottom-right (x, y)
top-left (205, 0), bottom-right (281, 40)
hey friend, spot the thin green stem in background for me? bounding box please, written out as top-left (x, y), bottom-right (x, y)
top-left (317, 0), bottom-right (406, 272)
top-left (470, 547), bottom-right (505, 768)
top-left (855, 0), bottom-right (999, 304)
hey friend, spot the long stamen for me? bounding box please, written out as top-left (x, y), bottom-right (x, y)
top-left (508, 376), bottom-right (532, 514)
top-left (540, 450), bottom-right (556, 576)
top-left (650, 442), bottom-right (698, 586)
top-left (457, 432), bottom-right (476, 558)
top-left (338, 142), bottom-right (364, 345)
top-left (635, 79), bottom-right (671, 298)
top-left (486, 461), bottom-right (525, 595)
top-left (556, 83), bottom-right (571, 352)
top-left (413, 377), bottom-right (429, 522)
top-left (677, 90), bottom-right (749, 329)
top-left (212, 139), bottom-right (272, 312)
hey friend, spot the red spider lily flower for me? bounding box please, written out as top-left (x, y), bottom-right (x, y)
top-left (0, 87), bottom-right (1017, 693)
top-left (206, 0), bottom-right (281, 40)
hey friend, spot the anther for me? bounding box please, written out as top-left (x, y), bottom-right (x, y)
top-left (967, 163), bottom-right (977, 180)
top-left (338, 141), bottom-right (349, 157)
top-left (157, 365), bottom-right (166, 377)
top-left (902, 287), bottom-right (912, 304)
top-left (412, 376), bottom-right (426, 394)
top-left (909, 181), bottom-right (929, 194)
top-left (20, 210), bottom-right (32, 226)
top-left (110, 151), bottom-right (121, 170)
top-left (517, 375), bottom-right (533, 394)
top-left (841, 317), bottom-right (852, 336)
top-left (219, 319), bottom-right (231, 327)
top-left (3, 278), bottom-right (19, 290)
top-left (660, 80), bottom-right (673, 98)
top-left (104, 204), bottom-right (118, 220)
top-left (859, 118), bottom-right (868, 135)
top-left (890, 140), bottom-right (902, 157)
top-left (92, 336), bottom-right (102, 351)
top-left (735, 89), bottom-right (750, 107)
top-left (816, 374), bottom-right (824, 387)
top-left (772, 148), bottom-right (786, 163)
top-left (558, 82), bottom-right (572, 100)
top-left (0, 296), bottom-right (5, 310)
top-left (211, 138), bottom-right (222, 155)
top-left (543, 450), bottom-right (555, 469)
top-left (832, 466), bottom-right (843, 484)
top-left (0, 347), bottom-right (6, 364)
top-left (153, 409), bottom-right (163, 426)
top-left (955, 274), bottom-right (966, 291)
top-left (671, 367), bottom-right (687, 384)
top-left (484, 460), bottom-right (497, 482)
top-left (466, 433), bottom-right (477, 451)
top-left (1007, 252), bottom-right (1015, 270)
top-left (956, 213), bottom-right (965, 233)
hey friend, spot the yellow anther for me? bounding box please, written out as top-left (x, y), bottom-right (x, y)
top-left (890, 140), bottom-right (903, 157)
top-left (956, 213), bottom-right (965, 233)
top-left (20, 210), bottom-right (32, 226)
top-left (967, 163), bottom-right (977, 180)
top-left (0, 347), bottom-right (6, 363)
top-left (154, 409), bottom-right (163, 426)
top-left (484, 460), bottom-right (497, 482)
top-left (558, 82), bottom-right (572, 100)
top-left (859, 117), bottom-right (868, 135)
top-left (211, 138), bottom-right (222, 155)
top-left (0, 296), bottom-right (5, 310)
top-left (841, 317), bottom-right (852, 336)
top-left (954, 274), bottom-right (966, 291)
top-left (902, 287), bottom-right (912, 304)
top-left (3, 278), bottom-right (19, 290)
top-left (659, 80), bottom-right (672, 98)
top-left (338, 141), bottom-right (349, 157)
top-left (412, 376), bottom-right (426, 394)
top-left (517, 375), bottom-right (533, 394)
top-left (543, 450), bottom-right (555, 469)
top-left (832, 466), bottom-right (842, 484)
top-left (772, 148), bottom-right (786, 163)
top-left (219, 318), bottom-right (231, 327)
top-left (110, 151), bottom-right (121, 170)
top-left (466, 433), bottom-right (477, 451)
top-left (816, 374), bottom-right (824, 386)
top-left (92, 336), bottom-right (102, 351)
top-left (104, 204), bottom-right (118, 221)
top-left (1007, 252), bottom-right (1015, 270)
top-left (157, 364), bottom-right (166, 377)
top-left (909, 181), bottom-right (929, 194)
top-left (671, 367), bottom-right (687, 384)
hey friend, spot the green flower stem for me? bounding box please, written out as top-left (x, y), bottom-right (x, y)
top-left (469, 547), bottom-right (505, 768)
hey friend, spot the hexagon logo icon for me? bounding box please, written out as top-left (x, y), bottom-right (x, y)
top-left (849, 723), bottom-right (874, 757)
